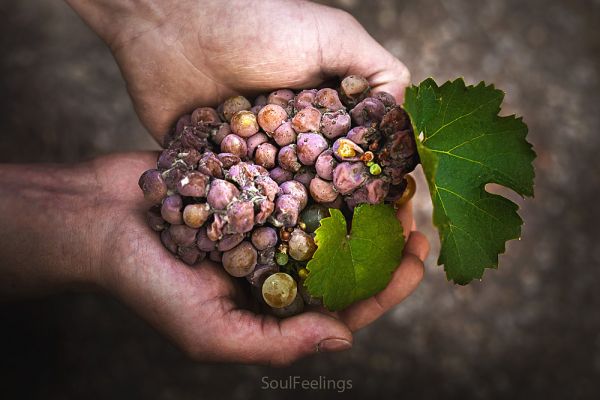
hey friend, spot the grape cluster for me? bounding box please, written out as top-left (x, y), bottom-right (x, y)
top-left (138, 76), bottom-right (418, 317)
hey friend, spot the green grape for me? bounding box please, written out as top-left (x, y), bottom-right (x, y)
top-left (262, 272), bottom-right (297, 308)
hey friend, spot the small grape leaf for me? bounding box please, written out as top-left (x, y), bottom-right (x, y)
top-left (403, 78), bottom-right (535, 284)
top-left (304, 204), bottom-right (404, 311)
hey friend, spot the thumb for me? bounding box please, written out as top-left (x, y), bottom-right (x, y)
top-left (218, 309), bottom-right (353, 366)
top-left (319, 11), bottom-right (411, 103)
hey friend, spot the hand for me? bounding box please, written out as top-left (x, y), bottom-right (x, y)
top-left (96, 153), bottom-right (428, 365)
top-left (67, 0), bottom-right (411, 143)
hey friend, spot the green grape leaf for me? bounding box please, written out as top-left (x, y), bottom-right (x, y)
top-left (403, 78), bottom-right (535, 284)
top-left (304, 204), bottom-right (404, 311)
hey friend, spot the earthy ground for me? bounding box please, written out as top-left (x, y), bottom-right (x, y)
top-left (1, 0), bottom-right (599, 399)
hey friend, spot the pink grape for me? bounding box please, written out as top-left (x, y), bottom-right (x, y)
top-left (161, 194), bottom-right (183, 225)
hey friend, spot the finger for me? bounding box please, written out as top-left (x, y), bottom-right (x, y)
top-left (404, 230), bottom-right (430, 262)
top-left (320, 11), bottom-right (411, 102)
top-left (396, 200), bottom-right (413, 240)
top-left (213, 309), bottom-right (353, 366)
top-left (338, 232), bottom-right (426, 332)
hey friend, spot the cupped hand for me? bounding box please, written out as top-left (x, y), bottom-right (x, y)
top-left (72, 0), bottom-right (410, 142)
top-left (93, 153), bottom-right (428, 366)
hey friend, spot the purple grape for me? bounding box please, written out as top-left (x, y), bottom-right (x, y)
top-left (220, 134), bottom-right (247, 158)
top-left (246, 264), bottom-right (279, 287)
top-left (160, 229), bottom-right (178, 254)
top-left (332, 138), bottom-right (364, 161)
top-left (230, 110), bottom-right (259, 138)
top-left (146, 206), bottom-right (167, 231)
top-left (293, 167), bottom-right (315, 189)
top-left (272, 121), bottom-right (296, 146)
top-left (255, 199), bottom-right (275, 224)
top-left (175, 114), bottom-right (191, 135)
top-left (321, 194), bottom-right (343, 209)
top-left (332, 162), bottom-right (368, 194)
top-left (162, 167), bottom-right (186, 192)
top-left (197, 151), bottom-right (224, 178)
top-left (169, 224), bottom-right (198, 247)
top-left (177, 171), bottom-right (210, 197)
top-left (294, 89), bottom-right (317, 111)
top-left (380, 106), bottom-right (410, 135)
top-left (222, 241), bottom-right (257, 277)
top-left (161, 194), bottom-right (183, 224)
top-left (157, 149), bottom-right (177, 169)
top-left (346, 126), bottom-right (377, 148)
top-left (373, 91), bottom-right (397, 108)
top-left (280, 180), bottom-right (308, 210)
top-left (364, 178), bottom-right (390, 204)
top-left (177, 246), bottom-right (206, 266)
top-left (196, 227), bottom-right (217, 251)
top-left (209, 250), bottom-right (222, 263)
top-left (226, 200), bottom-right (255, 233)
top-left (217, 152), bottom-right (241, 168)
top-left (340, 75), bottom-right (370, 106)
top-left (258, 246), bottom-right (276, 265)
top-left (277, 144), bottom-right (302, 172)
top-left (246, 132), bottom-right (269, 158)
top-left (206, 213), bottom-right (227, 241)
top-left (254, 175), bottom-right (280, 201)
top-left (254, 94), bottom-right (267, 107)
top-left (222, 96), bottom-right (251, 122)
top-left (350, 97), bottom-right (386, 126)
top-left (291, 106), bottom-right (321, 133)
top-left (315, 88), bottom-right (344, 111)
top-left (296, 133), bottom-right (328, 165)
top-left (251, 227), bottom-right (278, 250)
top-left (309, 177), bottom-right (338, 203)
top-left (191, 107), bottom-right (220, 125)
top-left (211, 123), bottom-right (231, 145)
top-left (315, 149), bottom-right (338, 180)
top-left (138, 169), bottom-right (167, 204)
top-left (254, 143), bottom-right (278, 169)
top-left (217, 233), bottom-right (245, 251)
top-left (271, 194), bottom-right (301, 227)
top-left (179, 148), bottom-right (201, 167)
top-left (269, 167), bottom-right (294, 185)
top-left (320, 110), bottom-right (351, 140)
top-left (267, 89), bottom-right (295, 108)
top-left (207, 179), bottom-right (240, 210)
top-left (183, 203), bottom-right (211, 228)
top-left (257, 104), bottom-right (287, 133)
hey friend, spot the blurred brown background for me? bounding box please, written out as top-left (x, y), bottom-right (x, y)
top-left (1, 0), bottom-right (599, 398)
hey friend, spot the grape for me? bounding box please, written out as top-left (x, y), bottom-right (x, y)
top-left (254, 143), bottom-right (278, 169)
top-left (198, 151), bottom-right (224, 178)
top-left (332, 162), bottom-right (368, 194)
top-left (394, 174), bottom-right (416, 207)
top-left (222, 96), bottom-right (251, 121)
top-left (246, 132), bottom-right (269, 158)
top-left (207, 179), bottom-right (240, 210)
top-left (322, 194), bottom-right (343, 209)
top-left (161, 194), bottom-right (183, 224)
top-left (272, 121), bottom-right (296, 146)
top-left (320, 110), bottom-right (351, 140)
top-left (177, 171), bottom-right (210, 197)
top-left (162, 167), bottom-right (185, 192)
top-left (271, 194), bottom-right (300, 227)
top-left (251, 227), bottom-right (278, 250)
top-left (279, 180), bottom-right (308, 210)
top-left (380, 106), bottom-right (410, 135)
top-left (257, 104), bottom-right (287, 133)
top-left (222, 241), bottom-right (257, 277)
top-left (277, 144), bottom-right (302, 172)
top-left (261, 272), bottom-right (297, 308)
top-left (309, 177), bottom-right (338, 203)
top-left (138, 169), bottom-right (167, 204)
top-left (254, 175), bottom-right (280, 201)
top-left (296, 133), bottom-right (328, 165)
top-left (299, 204), bottom-right (330, 233)
top-left (191, 107), bottom-right (220, 125)
top-left (293, 167), bottom-right (315, 189)
top-left (230, 110), bottom-right (260, 138)
top-left (217, 152), bottom-right (241, 168)
top-left (211, 123), bottom-right (231, 145)
top-left (299, 284), bottom-right (322, 306)
top-left (258, 246), bottom-right (276, 265)
top-left (373, 91), bottom-right (396, 108)
top-left (288, 229), bottom-right (317, 261)
top-left (255, 199), bottom-right (275, 224)
top-left (294, 89), bottom-right (317, 111)
top-left (268, 295), bottom-right (304, 318)
top-left (291, 106), bottom-right (321, 133)
top-left (146, 206), bottom-right (167, 231)
top-left (175, 114), bottom-right (192, 135)
top-left (269, 167), bottom-right (294, 185)
top-left (254, 94), bottom-right (267, 107)
top-left (209, 250), bottom-right (222, 263)
top-left (220, 134), bottom-right (247, 158)
top-left (179, 148), bottom-right (201, 167)
top-left (246, 263), bottom-right (279, 287)
top-left (183, 203), bottom-right (211, 228)
top-left (346, 126), bottom-right (378, 148)
top-left (340, 75), bottom-right (370, 106)
top-left (226, 200), bottom-right (255, 233)
top-left (207, 213), bottom-right (227, 241)
top-left (315, 149), bottom-right (337, 180)
top-left (332, 137), bottom-right (364, 161)
top-left (160, 229), bottom-right (178, 254)
top-left (315, 88), bottom-right (344, 111)
top-left (157, 149), bottom-right (177, 169)
top-left (169, 224), bottom-right (198, 247)
top-left (217, 233), bottom-right (245, 251)
top-left (196, 227), bottom-right (217, 251)
top-left (364, 178), bottom-right (390, 204)
top-left (267, 89), bottom-right (295, 108)
top-left (350, 97), bottom-right (386, 126)
top-left (178, 246), bottom-right (206, 266)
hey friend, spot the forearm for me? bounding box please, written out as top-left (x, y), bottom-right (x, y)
top-left (0, 162), bottom-right (102, 298)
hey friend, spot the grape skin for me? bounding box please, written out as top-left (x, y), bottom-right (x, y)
top-left (222, 241), bottom-right (257, 277)
top-left (296, 133), bottom-right (328, 165)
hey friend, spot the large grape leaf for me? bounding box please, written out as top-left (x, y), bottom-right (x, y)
top-left (304, 204), bottom-right (404, 311)
top-left (403, 78), bottom-right (535, 284)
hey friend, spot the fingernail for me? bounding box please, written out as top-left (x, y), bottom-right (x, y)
top-left (317, 338), bottom-right (352, 353)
